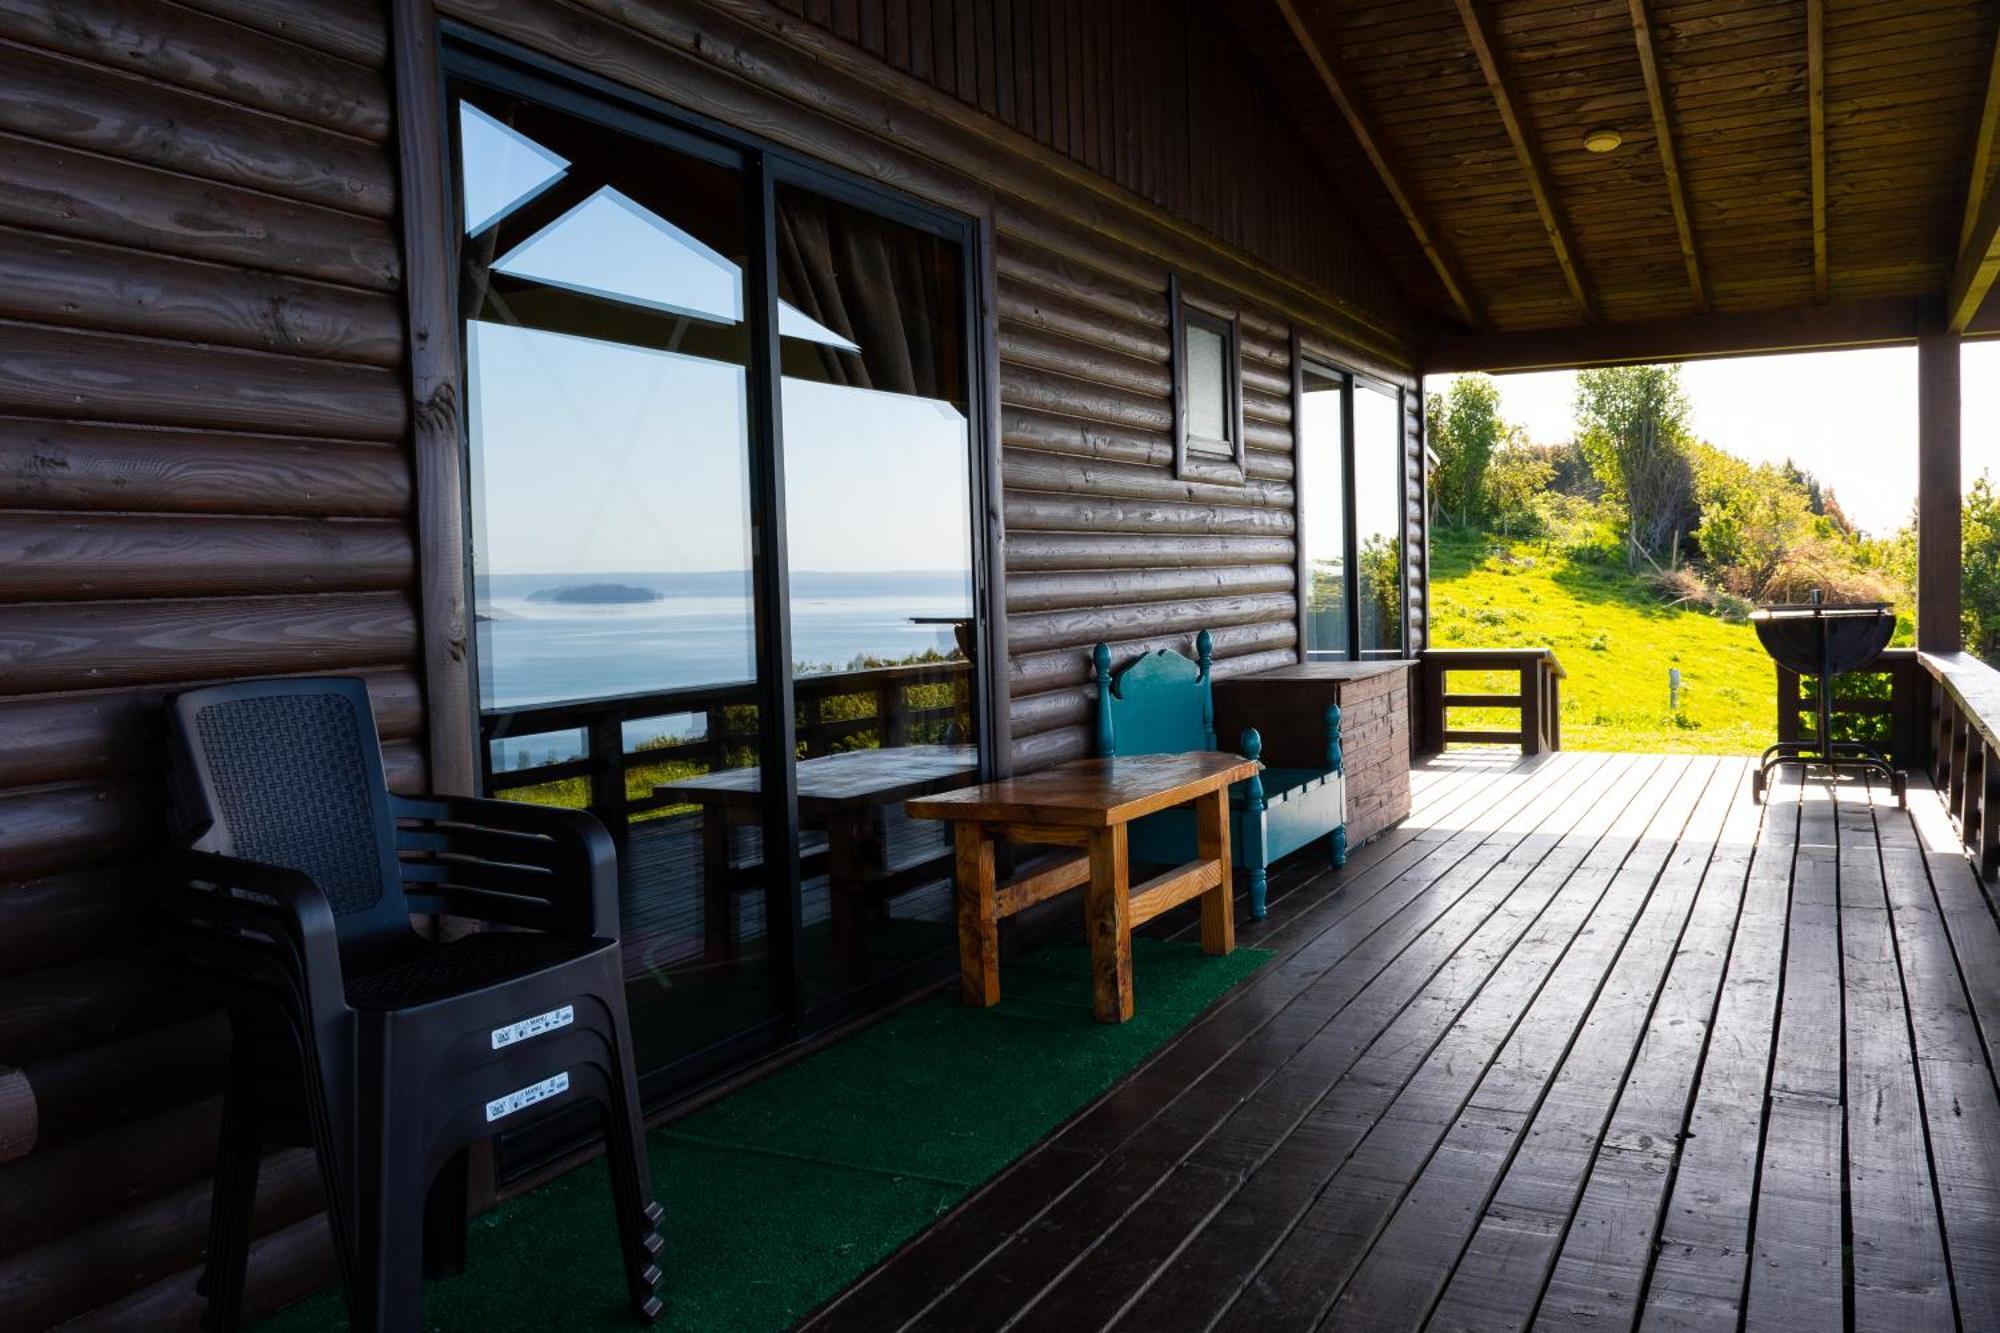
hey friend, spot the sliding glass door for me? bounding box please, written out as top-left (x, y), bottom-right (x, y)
top-left (448, 55), bottom-right (989, 1102)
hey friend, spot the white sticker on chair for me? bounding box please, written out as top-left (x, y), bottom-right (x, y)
top-left (491, 1003), bottom-right (574, 1050)
top-left (485, 1071), bottom-right (569, 1123)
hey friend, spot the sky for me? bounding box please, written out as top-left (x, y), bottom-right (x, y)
top-left (1428, 343), bottom-right (2000, 537)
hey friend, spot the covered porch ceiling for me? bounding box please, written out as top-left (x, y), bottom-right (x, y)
top-left (1239, 0), bottom-right (2000, 370)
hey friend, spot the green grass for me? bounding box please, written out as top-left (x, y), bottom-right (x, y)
top-left (257, 938), bottom-right (1271, 1333)
top-left (1428, 529), bottom-right (1776, 755)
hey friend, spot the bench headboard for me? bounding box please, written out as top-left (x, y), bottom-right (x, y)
top-left (1092, 631), bottom-right (1218, 757)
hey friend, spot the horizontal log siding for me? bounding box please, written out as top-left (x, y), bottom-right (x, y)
top-left (0, 0), bottom-right (1426, 1326)
top-left (0, 1), bottom-right (414, 1328)
top-left (763, 0), bottom-right (1408, 330)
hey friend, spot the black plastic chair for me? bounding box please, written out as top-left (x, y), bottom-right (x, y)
top-left (160, 676), bottom-right (662, 1331)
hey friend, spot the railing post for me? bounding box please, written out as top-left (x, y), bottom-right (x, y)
top-left (1776, 663), bottom-right (1801, 746)
top-left (1421, 656), bottom-right (1445, 754)
top-left (1983, 740), bottom-right (2000, 880)
top-left (1520, 660), bottom-right (1542, 756)
top-left (586, 712), bottom-right (628, 842)
top-left (877, 678), bottom-right (910, 747)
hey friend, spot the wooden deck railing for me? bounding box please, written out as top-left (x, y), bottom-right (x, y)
top-left (1922, 651), bottom-right (2000, 881)
top-left (479, 660), bottom-right (970, 839)
top-left (1773, 646), bottom-right (1928, 768)
top-left (1418, 647), bottom-right (1565, 755)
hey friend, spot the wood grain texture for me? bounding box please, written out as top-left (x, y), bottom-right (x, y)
top-left (812, 754), bottom-right (2000, 1333)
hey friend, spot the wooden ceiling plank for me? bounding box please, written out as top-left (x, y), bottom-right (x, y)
top-left (1451, 0), bottom-right (1596, 320)
top-left (1628, 0), bottom-right (1704, 310)
top-left (1959, 20), bottom-right (2000, 255)
top-left (1275, 0), bottom-right (1481, 327)
top-left (1808, 0), bottom-right (1829, 301)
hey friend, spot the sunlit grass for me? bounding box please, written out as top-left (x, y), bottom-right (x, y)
top-left (1428, 529), bottom-right (1778, 755)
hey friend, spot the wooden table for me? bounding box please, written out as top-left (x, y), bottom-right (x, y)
top-left (656, 744), bottom-right (978, 966)
top-left (906, 751), bottom-right (1259, 1022)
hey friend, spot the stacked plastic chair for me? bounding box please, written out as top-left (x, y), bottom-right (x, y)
top-left (160, 676), bottom-right (662, 1331)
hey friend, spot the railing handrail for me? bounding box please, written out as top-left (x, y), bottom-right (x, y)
top-left (481, 659), bottom-right (966, 736)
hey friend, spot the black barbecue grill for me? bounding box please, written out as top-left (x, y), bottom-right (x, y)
top-left (1750, 593), bottom-right (1905, 805)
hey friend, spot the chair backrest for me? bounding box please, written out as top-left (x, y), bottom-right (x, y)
top-left (166, 676), bottom-right (410, 950)
top-left (1092, 630), bottom-right (1218, 757)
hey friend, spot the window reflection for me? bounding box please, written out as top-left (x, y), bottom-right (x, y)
top-left (1301, 362), bottom-right (1348, 658)
top-left (775, 181), bottom-right (977, 999)
top-left (1356, 383), bottom-right (1405, 657)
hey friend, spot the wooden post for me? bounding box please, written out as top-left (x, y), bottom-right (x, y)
top-left (1086, 824), bottom-right (1134, 1022)
top-left (953, 823), bottom-right (999, 1007)
top-left (1918, 330), bottom-right (1962, 652)
top-left (1195, 788), bottom-right (1236, 956)
top-left (1983, 741), bottom-right (2000, 880)
top-left (1520, 661), bottom-right (1543, 756)
top-left (390, 0), bottom-right (474, 797)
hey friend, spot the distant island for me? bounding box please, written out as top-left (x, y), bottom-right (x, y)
top-left (527, 582), bottom-right (662, 605)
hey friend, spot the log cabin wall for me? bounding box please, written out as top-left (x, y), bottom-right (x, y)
top-left (0, 0), bottom-right (1423, 1326)
top-left (0, 1), bottom-right (422, 1328)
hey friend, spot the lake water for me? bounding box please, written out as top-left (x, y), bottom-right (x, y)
top-left (479, 570), bottom-right (971, 761)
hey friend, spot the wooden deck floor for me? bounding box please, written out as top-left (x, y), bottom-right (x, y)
top-left (803, 750), bottom-right (2000, 1333)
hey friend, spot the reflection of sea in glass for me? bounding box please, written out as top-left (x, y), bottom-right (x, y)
top-left (466, 320), bottom-right (755, 708)
top-left (780, 376), bottom-right (974, 676)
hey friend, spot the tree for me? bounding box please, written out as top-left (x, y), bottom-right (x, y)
top-left (1690, 442), bottom-right (1815, 595)
top-left (1426, 374), bottom-right (1510, 529)
top-left (1965, 473), bottom-right (2000, 663)
top-left (1486, 444), bottom-right (1555, 537)
top-left (1574, 365), bottom-right (1698, 569)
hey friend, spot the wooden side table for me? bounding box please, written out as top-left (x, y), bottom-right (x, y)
top-left (906, 751), bottom-right (1259, 1022)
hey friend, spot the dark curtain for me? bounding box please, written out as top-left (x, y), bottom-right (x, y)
top-left (774, 189), bottom-right (958, 403)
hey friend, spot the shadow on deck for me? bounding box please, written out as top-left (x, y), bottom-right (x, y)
top-left (802, 749), bottom-right (2000, 1332)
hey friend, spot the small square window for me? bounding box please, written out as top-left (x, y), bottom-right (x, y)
top-left (1173, 276), bottom-right (1243, 480)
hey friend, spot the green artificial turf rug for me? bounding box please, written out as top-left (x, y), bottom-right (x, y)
top-left (260, 937), bottom-right (1271, 1332)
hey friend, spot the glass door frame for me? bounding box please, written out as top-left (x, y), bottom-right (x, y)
top-left (439, 29), bottom-right (1004, 1093)
top-left (1292, 333), bottom-right (1409, 661)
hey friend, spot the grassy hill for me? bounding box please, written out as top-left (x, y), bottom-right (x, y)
top-left (1426, 529), bottom-right (1778, 755)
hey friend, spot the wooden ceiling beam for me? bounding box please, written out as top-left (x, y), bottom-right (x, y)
top-left (1946, 22), bottom-right (2000, 332)
top-left (1949, 181), bottom-right (2000, 333)
top-left (1807, 0), bottom-right (1828, 301)
top-left (1421, 295), bottom-right (1930, 375)
top-left (1627, 0), bottom-right (1705, 313)
top-left (1275, 0), bottom-right (1480, 329)
top-left (1452, 0), bottom-right (1594, 321)
top-left (1961, 26), bottom-right (2000, 255)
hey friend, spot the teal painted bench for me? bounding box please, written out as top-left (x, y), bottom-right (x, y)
top-left (1092, 631), bottom-right (1347, 919)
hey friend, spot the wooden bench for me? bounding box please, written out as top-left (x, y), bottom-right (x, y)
top-left (1922, 651), bottom-right (2000, 881)
top-left (1419, 647), bottom-right (1565, 755)
top-left (1093, 632), bottom-right (1347, 920)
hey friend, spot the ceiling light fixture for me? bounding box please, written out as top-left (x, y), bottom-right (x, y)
top-left (1582, 127), bottom-right (1623, 154)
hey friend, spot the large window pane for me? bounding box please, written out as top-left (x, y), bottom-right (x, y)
top-left (1356, 382), bottom-right (1406, 657)
top-left (456, 87), bottom-right (782, 1087)
top-left (775, 181), bottom-right (979, 1000)
top-left (1300, 361), bottom-right (1349, 658)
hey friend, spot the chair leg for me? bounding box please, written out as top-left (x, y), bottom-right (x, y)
top-left (602, 1005), bottom-right (665, 1322)
top-left (422, 1149), bottom-right (470, 1278)
top-left (201, 1036), bottom-right (262, 1332)
top-left (1332, 826), bottom-right (1349, 870)
top-left (355, 1117), bottom-right (427, 1333)
top-left (1248, 866), bottom-right (1268, 921)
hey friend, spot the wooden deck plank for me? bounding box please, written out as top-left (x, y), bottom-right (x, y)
top-left (1887, 775), bottom-right (2000, 1328)
top-left (1639, 767), bottom-right (1805, 1332)
top-left (1217, 756), bottom-right (1727, 1332)
top-left (801, 753), bottom-right (2000, 1333)
top-left (1528, 761), bottom-right (1764, 1332)
top-left (1833, 780), bottom-right (1954, 1329)
top-left (1405, 758), bottom-right (1746, 1333)
top-left (904, 756), bottom-right (1645, 1331)
top-left (808, 752), bottom-right (1586, 1332)
top-left (1014, 758), bottom-right (1698, 1332)
top-left (1742, 774), bottom-right (1846, 1333)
